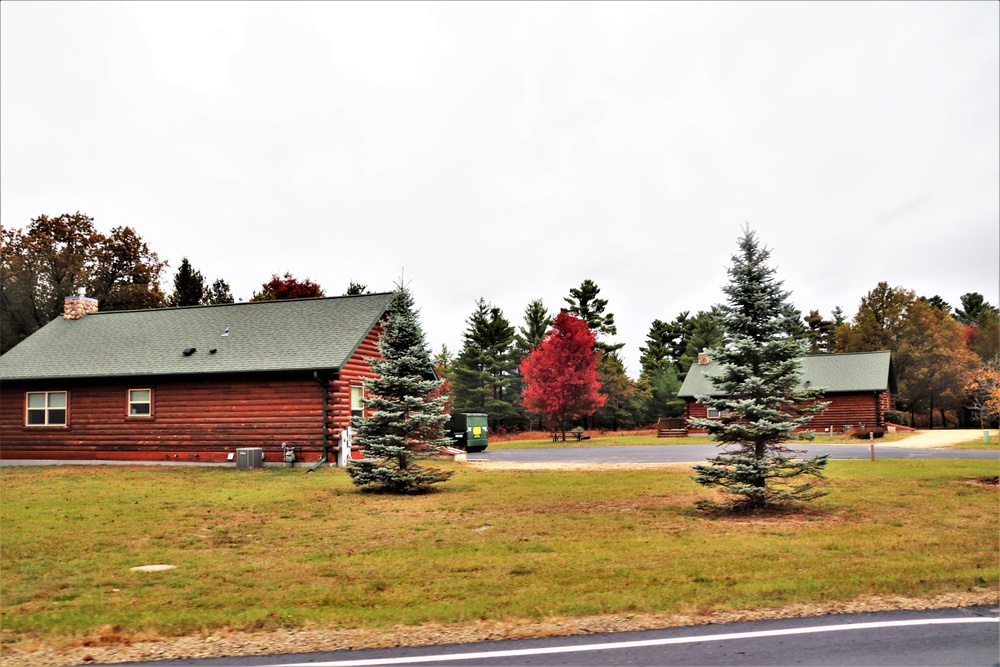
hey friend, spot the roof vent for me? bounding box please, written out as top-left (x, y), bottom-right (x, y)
top-left (209, 348), bottom-right (218, 354)
top-left (183, 347), bottom-right (196, 356)
top-left (222, 325), bottom-right (229, 337)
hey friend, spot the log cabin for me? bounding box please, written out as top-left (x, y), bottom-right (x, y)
top-left (678, 350), bottom-right (897, 434)
top-left (0, 292), bottom-right (395, 464)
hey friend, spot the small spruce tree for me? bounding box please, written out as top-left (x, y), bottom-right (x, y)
top-left (690, 226), bottom-right (830, 513)
top-left (347, 283), bottom-right (453, 493)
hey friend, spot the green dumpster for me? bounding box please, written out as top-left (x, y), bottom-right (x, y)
top-left (446, 413), bottom-right (489, 452)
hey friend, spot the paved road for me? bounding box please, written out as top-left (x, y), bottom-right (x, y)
top-left (468, 443), bottom-right (1000, 465)
top-left (97, 606), bottom-right (1000, 666)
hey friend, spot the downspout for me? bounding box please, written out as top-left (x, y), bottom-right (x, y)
top-left (308, 371), bottom-right (329, 472)
top-left (875, 391), bottom-right (881, 427)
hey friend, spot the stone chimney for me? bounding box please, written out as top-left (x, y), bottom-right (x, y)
top-left (697, 352), bottom-right (711, 365)
top-left (64, 288), bottom-right (98, 320)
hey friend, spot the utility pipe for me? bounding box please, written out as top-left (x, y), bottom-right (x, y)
top-left (308, 371), bottom-right (330, 472)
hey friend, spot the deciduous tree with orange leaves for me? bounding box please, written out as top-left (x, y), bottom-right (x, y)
top-left (519, 312), bottom-right (605, 440)
top-left (967, 358), bottom-right (1000, 429)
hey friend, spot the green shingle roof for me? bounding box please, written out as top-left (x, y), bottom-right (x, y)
top-left (0, 293), bottom-right (394, 381)
top-left (677, 351), bottom-right (896, 398)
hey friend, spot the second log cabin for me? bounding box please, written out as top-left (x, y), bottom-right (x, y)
top-left (678, 350), bottom-right (897, 433)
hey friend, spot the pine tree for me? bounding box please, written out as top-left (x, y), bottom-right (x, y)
top-left (169, 257), bottom-right (205, 307)
top-left (592, 352), bottom-right (640, 429)
top-left (919, 295), bottom-right (952, 314)
top-left (563, 279), bottom-right (623, 354)
top-left (675, 308), bottom-right (725, 379)
top-left (956, 293), bottom-right (1000, 362)
top-left (831, 306), bottom-right (846, 326)
top-left (638, 318), bottom-right (672, 381)
top-left (804, 310), bottom-right (834, 354)
top-left (690, 226), bottom-right (830, 513)
top-left (644, 365), bottom-right (684, 421)
top-left (514, 299), bottom-right (552, 359)
top-left (347, 284), bottom-right (453, 493)
top-left (955, 292), bottom-right (999, 326)
top-left (450, 298), bottom-right (519, 427)
top-left (511, 299), bottom-right (552, 430)
top-left (204, 278), bottom-right (234, 305)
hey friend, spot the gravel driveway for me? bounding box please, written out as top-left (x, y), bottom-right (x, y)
top-left (884, 429), bottom-right (997, 448)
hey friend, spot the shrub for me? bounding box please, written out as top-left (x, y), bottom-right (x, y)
top-left (848, 426), bottom-right (885, 439)
top-left (885, 410), bottom-right (910, 426)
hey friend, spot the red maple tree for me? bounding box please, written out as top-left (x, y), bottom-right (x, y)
top-left (251, 272), bottom-right (325, 301)
top-left (519, 312), bottom-right (606, 440)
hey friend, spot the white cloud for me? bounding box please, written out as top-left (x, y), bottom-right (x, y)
top-left (118, 1), bottom-right (259, 97)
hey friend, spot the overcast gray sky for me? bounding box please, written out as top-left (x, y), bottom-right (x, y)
top-left (2, 1), bottom-right (998, 377)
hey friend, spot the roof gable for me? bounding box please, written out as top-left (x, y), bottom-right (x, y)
top-left (677, 351), bottom-right (896, 398)
top-left (0, 293), bottom-right (394, 381)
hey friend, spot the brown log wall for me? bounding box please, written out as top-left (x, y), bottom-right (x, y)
top-left (807, 392), bottom-right (891, 430)
top-left (0, 375), bottom-right (327, 462)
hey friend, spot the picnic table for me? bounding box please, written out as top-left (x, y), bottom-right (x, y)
top-left (551, 431), bottom-right (591, 442)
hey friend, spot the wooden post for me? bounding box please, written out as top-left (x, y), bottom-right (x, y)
top-left (870, 431), bottom-right (875, 461)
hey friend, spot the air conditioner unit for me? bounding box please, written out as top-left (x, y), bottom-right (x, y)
top-left (236, 448), bottom-right (264, 469)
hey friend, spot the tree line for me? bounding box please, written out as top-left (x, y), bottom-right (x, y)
top-left (443, 279), bottom-right (997, 431)
top-left (2, 213), bottom-right (997, 429)
top-left (0, 214), bottom-right (355, 353)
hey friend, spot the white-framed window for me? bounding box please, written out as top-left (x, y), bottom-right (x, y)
top-left (707, 407), bottom-right (733, 419)
top-left (351, 386), bottom-right (364, 420)
top-left (128, 389), bottom-right (153, 416)
top-left (26, 391), bottom-right (67, 426)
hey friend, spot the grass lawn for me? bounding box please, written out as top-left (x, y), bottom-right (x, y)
top-left (1, 459), bottom-right (997, 646)
top-left (944, 438), bottom-right (1000, 451)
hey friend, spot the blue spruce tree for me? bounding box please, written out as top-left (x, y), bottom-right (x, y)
top-left (347, 283), bottom-right (453, 493)
top-left (690, 226), bottom-right (829, 512)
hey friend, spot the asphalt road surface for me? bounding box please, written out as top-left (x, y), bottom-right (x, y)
top-left (468, 443), bottom-right (1000, 465)
top-left (97, 606), bottom-right (999, 666)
